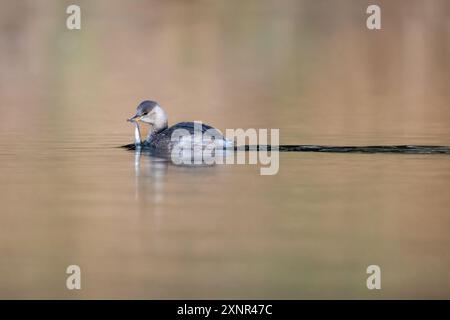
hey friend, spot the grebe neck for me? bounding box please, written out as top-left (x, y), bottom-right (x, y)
top-left (145, 123), bottom-right (168, 143)
top-left (146, 105), bottom-right (168, 142)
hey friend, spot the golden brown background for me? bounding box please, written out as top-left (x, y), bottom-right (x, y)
top-left (0, 0), bottom-right (449, 298)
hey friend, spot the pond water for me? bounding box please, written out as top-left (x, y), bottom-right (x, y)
top-left (0, 0), bottom-right (449, 298)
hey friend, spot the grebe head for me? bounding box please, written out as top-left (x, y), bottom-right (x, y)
top-left (128, 100), bottom-right (168, 133)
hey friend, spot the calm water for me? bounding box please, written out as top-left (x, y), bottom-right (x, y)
top-left (1, 0), bottom-right (450, 299)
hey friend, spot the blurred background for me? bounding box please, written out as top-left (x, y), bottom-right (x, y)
top-left (0, 0), bottom-right (449, 298)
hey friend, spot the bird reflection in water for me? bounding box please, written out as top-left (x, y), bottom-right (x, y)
top-left (131, 145), bottom-right (225, 205)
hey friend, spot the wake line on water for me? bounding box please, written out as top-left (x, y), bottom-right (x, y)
top-left (237, 145), bottom-right (450, 154)
top-left (122, 144), bottom-right (450, 154)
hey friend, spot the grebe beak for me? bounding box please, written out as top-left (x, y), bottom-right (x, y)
top-left (127, 114), bottom-right (142, 122)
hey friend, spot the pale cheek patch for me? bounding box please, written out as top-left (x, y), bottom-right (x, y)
top-left (140, 114), bottom-right (153, 123)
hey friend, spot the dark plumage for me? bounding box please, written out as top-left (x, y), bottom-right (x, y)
top-left (143, 122), bottom-right (226, 153)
